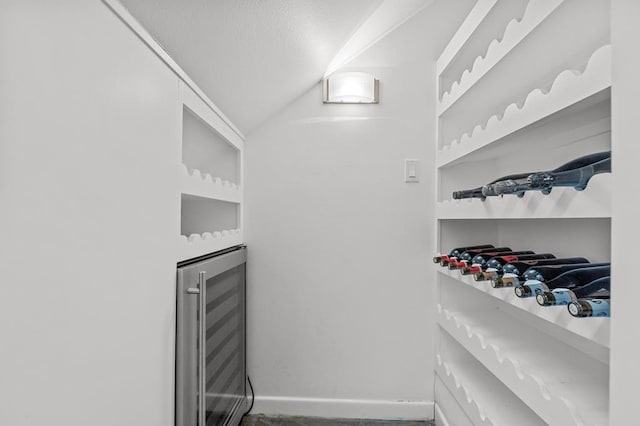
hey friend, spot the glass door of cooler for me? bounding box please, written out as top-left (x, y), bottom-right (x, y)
top-left (176, 246), bottom-right (247, 426)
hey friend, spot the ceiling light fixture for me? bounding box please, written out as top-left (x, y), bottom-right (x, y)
top-left (322, 71), bottom-right (379, 104)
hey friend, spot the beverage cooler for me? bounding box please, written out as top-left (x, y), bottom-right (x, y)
top-left (176, 246), bottom-right (248, 426)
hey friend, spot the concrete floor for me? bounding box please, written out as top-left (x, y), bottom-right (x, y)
top-left (240, 414), bottom-right (434, 426)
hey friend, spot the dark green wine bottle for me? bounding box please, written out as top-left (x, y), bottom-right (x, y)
top-left (492, 258), bottom-right (591, 288)
top-left (515, 265), bottom-right (610, 298)
top-left (447, 247), bottom-right (512, 270)
top-left (470, 253), bottom-right (555, 280)
top-left (482, 151), bottom-right (611, 197)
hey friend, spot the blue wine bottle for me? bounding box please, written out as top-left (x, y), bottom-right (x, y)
top-left (537, 276), bottom-right (610, 306)
top-left (568, 297), bottom-right (610, 318)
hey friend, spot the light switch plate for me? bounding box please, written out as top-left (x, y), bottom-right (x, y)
top-left (404, 159), bottom-right (420, 183)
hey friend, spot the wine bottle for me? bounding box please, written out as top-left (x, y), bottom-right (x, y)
top-left (568, 297), bottom-right (610, 318)
top-left (447, 247), bottom-right (513, 270)
top-left (482, 151), bottom-right (611, 197)
top-left (491, 257), bottom-right (592, 288)
top-left (433, 244), bottom-right (495, 264)
top-left (537, 276), bottom-right (610, 306)
top-left (522, 262), bottom-right (609, 282)
top-left (469, 253), bottom-right (556, 279)
top-left (496, 261), bottom-right (608, 289)
top-left (460, 250), bottom-right (537, 275)
top-left (452, 171), bottom-right (534, 201)
top-left (515, 265), bottom-right (611, 298)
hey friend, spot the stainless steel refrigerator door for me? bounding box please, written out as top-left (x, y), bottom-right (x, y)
top-left (176, 247), bottom-right (247, 426)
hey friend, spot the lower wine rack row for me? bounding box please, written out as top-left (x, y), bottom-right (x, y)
top-left (436, 347), bottom-right (546, 425)
top-left (438, 268), bottom-right (609, 347)
top-left (437, 304), bottom-right (609, 426)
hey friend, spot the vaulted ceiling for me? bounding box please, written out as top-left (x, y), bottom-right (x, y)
top-left (117, 0), bottom-right (462, 135)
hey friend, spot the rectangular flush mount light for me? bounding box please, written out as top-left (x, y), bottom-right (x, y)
top-left (323, 71), bottom-right (379, 104)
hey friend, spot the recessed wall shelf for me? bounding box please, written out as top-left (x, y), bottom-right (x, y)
top-left (178, 82), bottom-right (244, 261)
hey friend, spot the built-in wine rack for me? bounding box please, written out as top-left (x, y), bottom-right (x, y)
top-left (178, 83), bottom-right (244, 262)
top-left (434, 0), bottom-right (611, 424)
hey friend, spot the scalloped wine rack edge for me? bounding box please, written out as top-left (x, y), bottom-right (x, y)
top-left (437, 304), bottom-right (602, 426)
top-left (438, 44), bottom-right (611, 164)
top-left (439, 0), bottom-right (565, 108)
top-left (436, 354), bottom-right (494, 426)
top-left (180, 164), bottom-right (241, 202)
top-left (177, 229), bottom-right (242, 261)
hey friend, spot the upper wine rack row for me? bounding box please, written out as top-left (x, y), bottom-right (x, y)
top-left (436, 0), bottom-right (611, 164)
top-left (437, 0), bottom-right (609, 112)
top-left (437, 44), bottom-right (611, 167)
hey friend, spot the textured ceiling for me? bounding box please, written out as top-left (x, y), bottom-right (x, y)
top-left (116, 0), bottom-right (469, 135)
top-left (117, 0), bottom-right (382, 134)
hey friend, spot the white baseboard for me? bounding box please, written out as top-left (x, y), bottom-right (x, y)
top-left (434, 403), bottom-right (450, 426)
top-left (250, 396), bottom-right (434, 420)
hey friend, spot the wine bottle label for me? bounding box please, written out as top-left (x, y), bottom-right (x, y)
top-left (493, 273), bottom-right (521, 288)
top-left (516, 282), bottom-right (547, 298)
top-left (464, 265), bottom-right (482, 274)
top-left (448, 261), bottom-right (466, 269)
top-left (474, 268), bottom-right (498, 281)
top-left (549, 289), bottom-right (577, 306)
top-left (569, 299), bottom-right (610, 317)
top-left (585, 299), bottom-right (610, 317)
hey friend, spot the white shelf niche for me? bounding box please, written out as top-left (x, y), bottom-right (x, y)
top-left (181, 194), bottom-right (238, 235)
top-left (178, 82), bottom-right (244, 262)
top-left (179, 194), bottom-right (241, 261)
top-left (180, 164), bottom-right (242, 203)
top-left (438, 44), bottom-right (611, 166)
top-left (437, 304), bottom-right (609, 426)
top-left (436, 333), bottom-right (547, 426)
top-left (181, 83), bottom-right (242, 186)
top-left (437, 267), bottom-right (610, 348)
top-left (438, 0), bottom-right (610, 146)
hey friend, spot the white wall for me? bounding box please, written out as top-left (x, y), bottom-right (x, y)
top-left (244, 1), bottom-right (474, 419)
top-left (0, 2), bottom-right (180, 425)
top-left (610, 0), bottom-right (640, 423)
